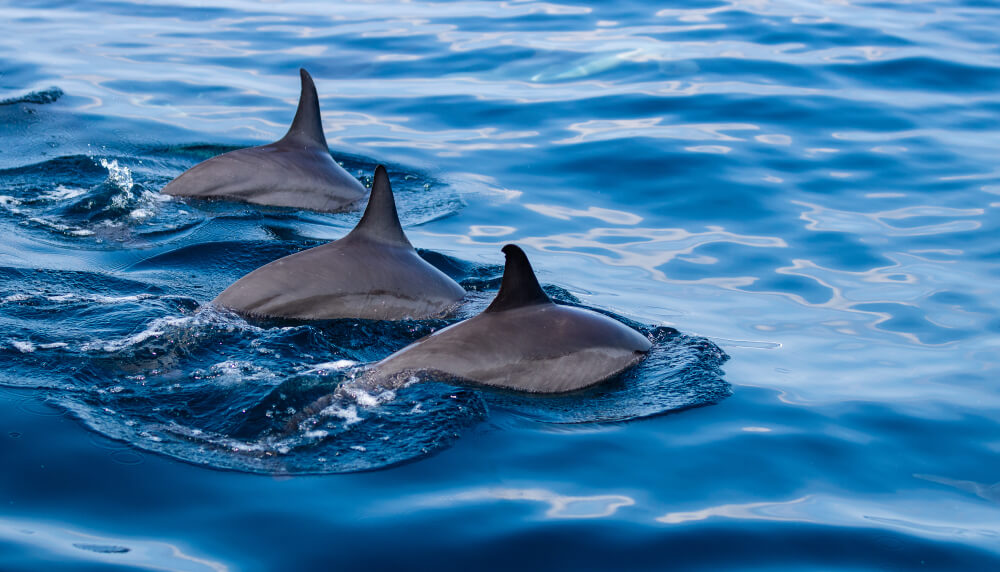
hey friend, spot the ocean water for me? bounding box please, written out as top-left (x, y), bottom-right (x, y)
top-left (1, 0), bottom-right (999, 569)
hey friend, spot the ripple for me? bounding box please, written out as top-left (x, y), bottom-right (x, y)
top-left (399, 487), bottom-right (636, 519)
top-left (795, 201), bottom-right (983, 237)
top-left (0, 516), bottom-right (226, 572)
top-left (656, 493), bottom-right (1000, 550)
top-left (556, 119), bottom-right (760, 145)
top-left (3, 0), bottom-right (1000, 567)
top-left (0, 254), bottom-right (728, 474)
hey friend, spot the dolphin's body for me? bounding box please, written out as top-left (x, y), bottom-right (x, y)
top-left (162, 69), bottom-right (367, 212)
top-left (368, 245), bottom-right (652, 393)
top-left (213, 165), bottom-right (465, 320)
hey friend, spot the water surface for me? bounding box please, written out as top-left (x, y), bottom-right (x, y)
top-left (1, 0), bottom-right (999, 570)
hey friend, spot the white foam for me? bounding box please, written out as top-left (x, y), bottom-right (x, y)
top-left (20, 292), bottom-right (155, 305)
top-left (343, 385), bottom-right (396, 408)
top-left (26, 216), bottom-right (95, 237)
top-left (319, 403), bottom-right (362, 426)
top-left (1, 293), bottom-right (31, 303)
top-left (46, 294), bottom-right (77, 302)
top-left (149, 310), bottom-right (251, 347)
top-left (81, 314), bottom-right (195, 352)
top-left (40, 185), bottom-right (88, 201)
top-left (10, 340), bottom-right (35, 353)
top-left (206, 360), bottom-right (275, 385)
top-left (301, 360), bottom-right (358, 375)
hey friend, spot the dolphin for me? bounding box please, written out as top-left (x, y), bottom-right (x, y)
top-left (367, 244), bottom-right (653, 393)
top-left (213, 165), bottom-right (466, 320)
top-left (162, 68), bottom-right (367, 212)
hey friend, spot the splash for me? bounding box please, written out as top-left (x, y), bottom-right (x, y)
top-left (0, 154), bottom-right (200, 245)
top-left (99, 158), bottom-right (135, 204)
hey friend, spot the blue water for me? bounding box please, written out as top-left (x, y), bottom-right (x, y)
top-left (2, 0), bottom-right (999, 569)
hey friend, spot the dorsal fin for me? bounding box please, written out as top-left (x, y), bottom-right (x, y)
top-left (347, 165), bottom-right (411, 246)
top-left (281, 68), bottom-right (328, 148)
top-left (485, 244), bottom-right (552, 313)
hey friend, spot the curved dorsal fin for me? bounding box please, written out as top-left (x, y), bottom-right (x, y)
top-left (347, 165), bottom-right (411, 246)
top-left (485, 244), bottom-right (552, 313)
top-left (281, 68), bottom-right (328, 148)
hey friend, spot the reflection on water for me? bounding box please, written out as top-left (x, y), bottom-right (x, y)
top-left (795, 201), bottom-right (983, 236)
top-left (0, 517), bottom-right (228, 572)
top-left (409, 488), bottom-right (636, 519)
top-left (2, 0), bottom-right (1000, 568)
top-left (657, 494), bottom-right (1000, 549)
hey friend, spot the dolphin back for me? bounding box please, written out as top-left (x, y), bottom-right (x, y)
top-left (368, 243), bottom-right (652, 393)
top-left (214, 238), bottom-right (463, 320)
top-left (161, 68), bottom-right (367, 212)
top-left (372, 304), bottom-right (652, 393)
top-left (212, 164), bottom-right (464, 320)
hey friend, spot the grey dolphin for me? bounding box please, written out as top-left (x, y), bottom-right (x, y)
top-left (213, 165), bottom-right (465, 320)
top-left (162, 68), bottom-right (367, 212)
top-left (368, 244), bottom-right (652, 393)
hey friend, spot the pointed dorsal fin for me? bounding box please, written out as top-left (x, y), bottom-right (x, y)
top-left (347, 165), bottom-right (411, 246)
top-left (281, 68), bottom-right (328, 148)
top-left (485, 244), bottom-right (552, 313)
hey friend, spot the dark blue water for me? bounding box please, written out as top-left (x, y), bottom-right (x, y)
top-left (2, 0), bottom-right (999, 570)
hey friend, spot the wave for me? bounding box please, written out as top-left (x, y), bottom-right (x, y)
top-left (0, 87), bottom-right (63, 106)
top-left (0, 260), bottom-right (729, 474)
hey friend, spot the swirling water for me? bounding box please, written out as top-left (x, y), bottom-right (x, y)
top-left (1, 0), bottom-right (998, 570)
